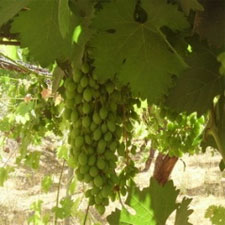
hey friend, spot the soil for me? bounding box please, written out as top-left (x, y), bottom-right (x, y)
top-left (0, 138), bottom-right (224, 225)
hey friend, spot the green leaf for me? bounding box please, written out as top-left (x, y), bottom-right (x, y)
top-left (166, 46), bottom-right (224, 115)
top-left (11, 0), bottom-right (76, 66)
top-left (41, 175), bottom-right (53, 193)
top-left (107, 178), bottom-right (179, 225)
top-left (174, 198), bottom-right (193, 225)
top-left (179, 0), bottom-right (203, 15)
top-left (0, 166), bottom-right (14, 186)
top-left (0, 0), bottom-right (29, 27)
top-left (205, 205), bottom-right (225, 225)
top-left (53, 197), bottom-right (74, 219)
top-left (92, 0), bottom-right (188, 102)
top-left (0, 118), bottom-right (11, 132)
top-left (58, 0), bottom-right (71, 38)
top-left (57, 145), bottom-right (69, 160)
top-left (52, 66), bottom-right (65, 94)
top-left (149, 178), bottom-right (179, 225)
top-left (25, 151), bottom-right (41, 169)
top-left (16, 102), bottom-right (34, 116)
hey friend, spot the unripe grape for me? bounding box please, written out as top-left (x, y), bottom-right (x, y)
top-left (73, 70), bottom-right (82, 83)
top-left (89, 166), bottom-right (98, 177)
top-left (83, 88), bottom-right (93, 102)
top-left (94, 176), bottom-right (103, 187)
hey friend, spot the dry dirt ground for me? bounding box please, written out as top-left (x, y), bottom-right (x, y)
top-left (0, 139), bottom-right (224, 225)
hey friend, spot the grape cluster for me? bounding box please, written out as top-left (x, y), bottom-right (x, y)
top-left (63, 63), bottom-right (139, 214)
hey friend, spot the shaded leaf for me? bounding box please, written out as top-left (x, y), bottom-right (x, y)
top-left (166, 45), bottom-right (224, 115)
top-left (11, 0), bottom-right (76, 66)
top-left (179, 0), bottom-right (203, 15)
top-left (175, 198), bottom-right (194, 225)
top-left (58, 0), bottom-right (71, 38)
top-left (92, 0), bottom-right (188, 102)
top-left (0, 0), bottom-right (29, 27)
top-left (52, 66), bottom-right (65, 94)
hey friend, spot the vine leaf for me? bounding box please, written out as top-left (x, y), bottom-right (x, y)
top-left (179, 0), bottom-right (203, 15)
top-left (11, 0), bottom-right (77, 66)
top-left (52, 66), bottom-right (65, 94)
top-left (0, 0), bottom-right (29, 27)
top-left (166, 47), bottom-right (224, 115)
top-left (0, 166), bottom-right (14, 186)
top-left (107, 178), bottom-right (179, 225)
top-left (193, 0), bottom-right (225, 48)
top-left (58, 0), bottom-right (71, 38)
top-left (205, 205), bottom-right (225, 225)
top-left (41, 175), bottom-right (53, 193)
top-left (92, 0), bottom-right (189, 102)
top-left (174, 198), bottom-right (193, 225)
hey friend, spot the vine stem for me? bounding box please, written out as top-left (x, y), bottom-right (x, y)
top-left (83, 201), bottom-right (90, 225)
top-left (0, 52), bottom-right (52, 77)
top-left (54, 159), bottom-right (66, 225)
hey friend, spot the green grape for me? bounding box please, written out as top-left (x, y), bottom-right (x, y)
top-left (74, 94), bottom-right (82, 105)
top-left (86, 146), bottom-right (94, 155)
top-left (89, 166), bottom-right (98, 177)
top-left (107, 120), bottom-right (116, 132)
top-left (83, 88), bottom-right (93, 102)
top-left (80, 76), bottom-right (89, 88)
top-left (88, 155), bottom-right (96, 166)
top-left (82, 102), bottom-right (91, 114)
top-left (78, 152), bottom-right (88, 166)
top-left (84, 134), bottom-right (92, 145)
top-left (82, 116), bottom-right (91, 128)
top-left (65, 99), bottom-right (74, 109)
top-left (64, 62), bottom-right (140, 208)
top-left (73, 70), bottom-right (82, 83)
top-left (84, 174), bottom-right (92, 183)
top-left (101, 185), bottom-right (111, 198)
top-left (93, 112), bottom-right (102, 125)
top-left (75, 136), bottom-right (84, 148)
top-left (91, 186), bottom-right (100, 195)
top-left (71, 111), bottom-right (79, 122)
top-left (81, 63), bottom-right (90, 74)
top-left (97, 139), bottom-right (106, 154)
top-left (106, 81), bottom-right (114, 94)
top-left (104, 151), bottom-right (114, 160)
top-left (97, 158), bottom-right (106, 170)
top-left (90, 122), bottom-right (97, 131)
top-left (109, 141), bottom-right (117, 151)
top-left (99, 107), bottom-right (108, 120)
top-left (101, 123), bottom-right (108, 133)
top-left (95, 196), bottom-right (102, 205)
top-left (80, 165), bottom-right (89, 174)
top-left (67, 82), bottom-right (76, 93)
top-left (93, 128), bottom-right (102, 141)
top-left (94, 176), bottom-right (103, 187)
top-left (77, 85), bottom-right (83, 94)
top-left (104, 132), bottom-right (112, 142)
